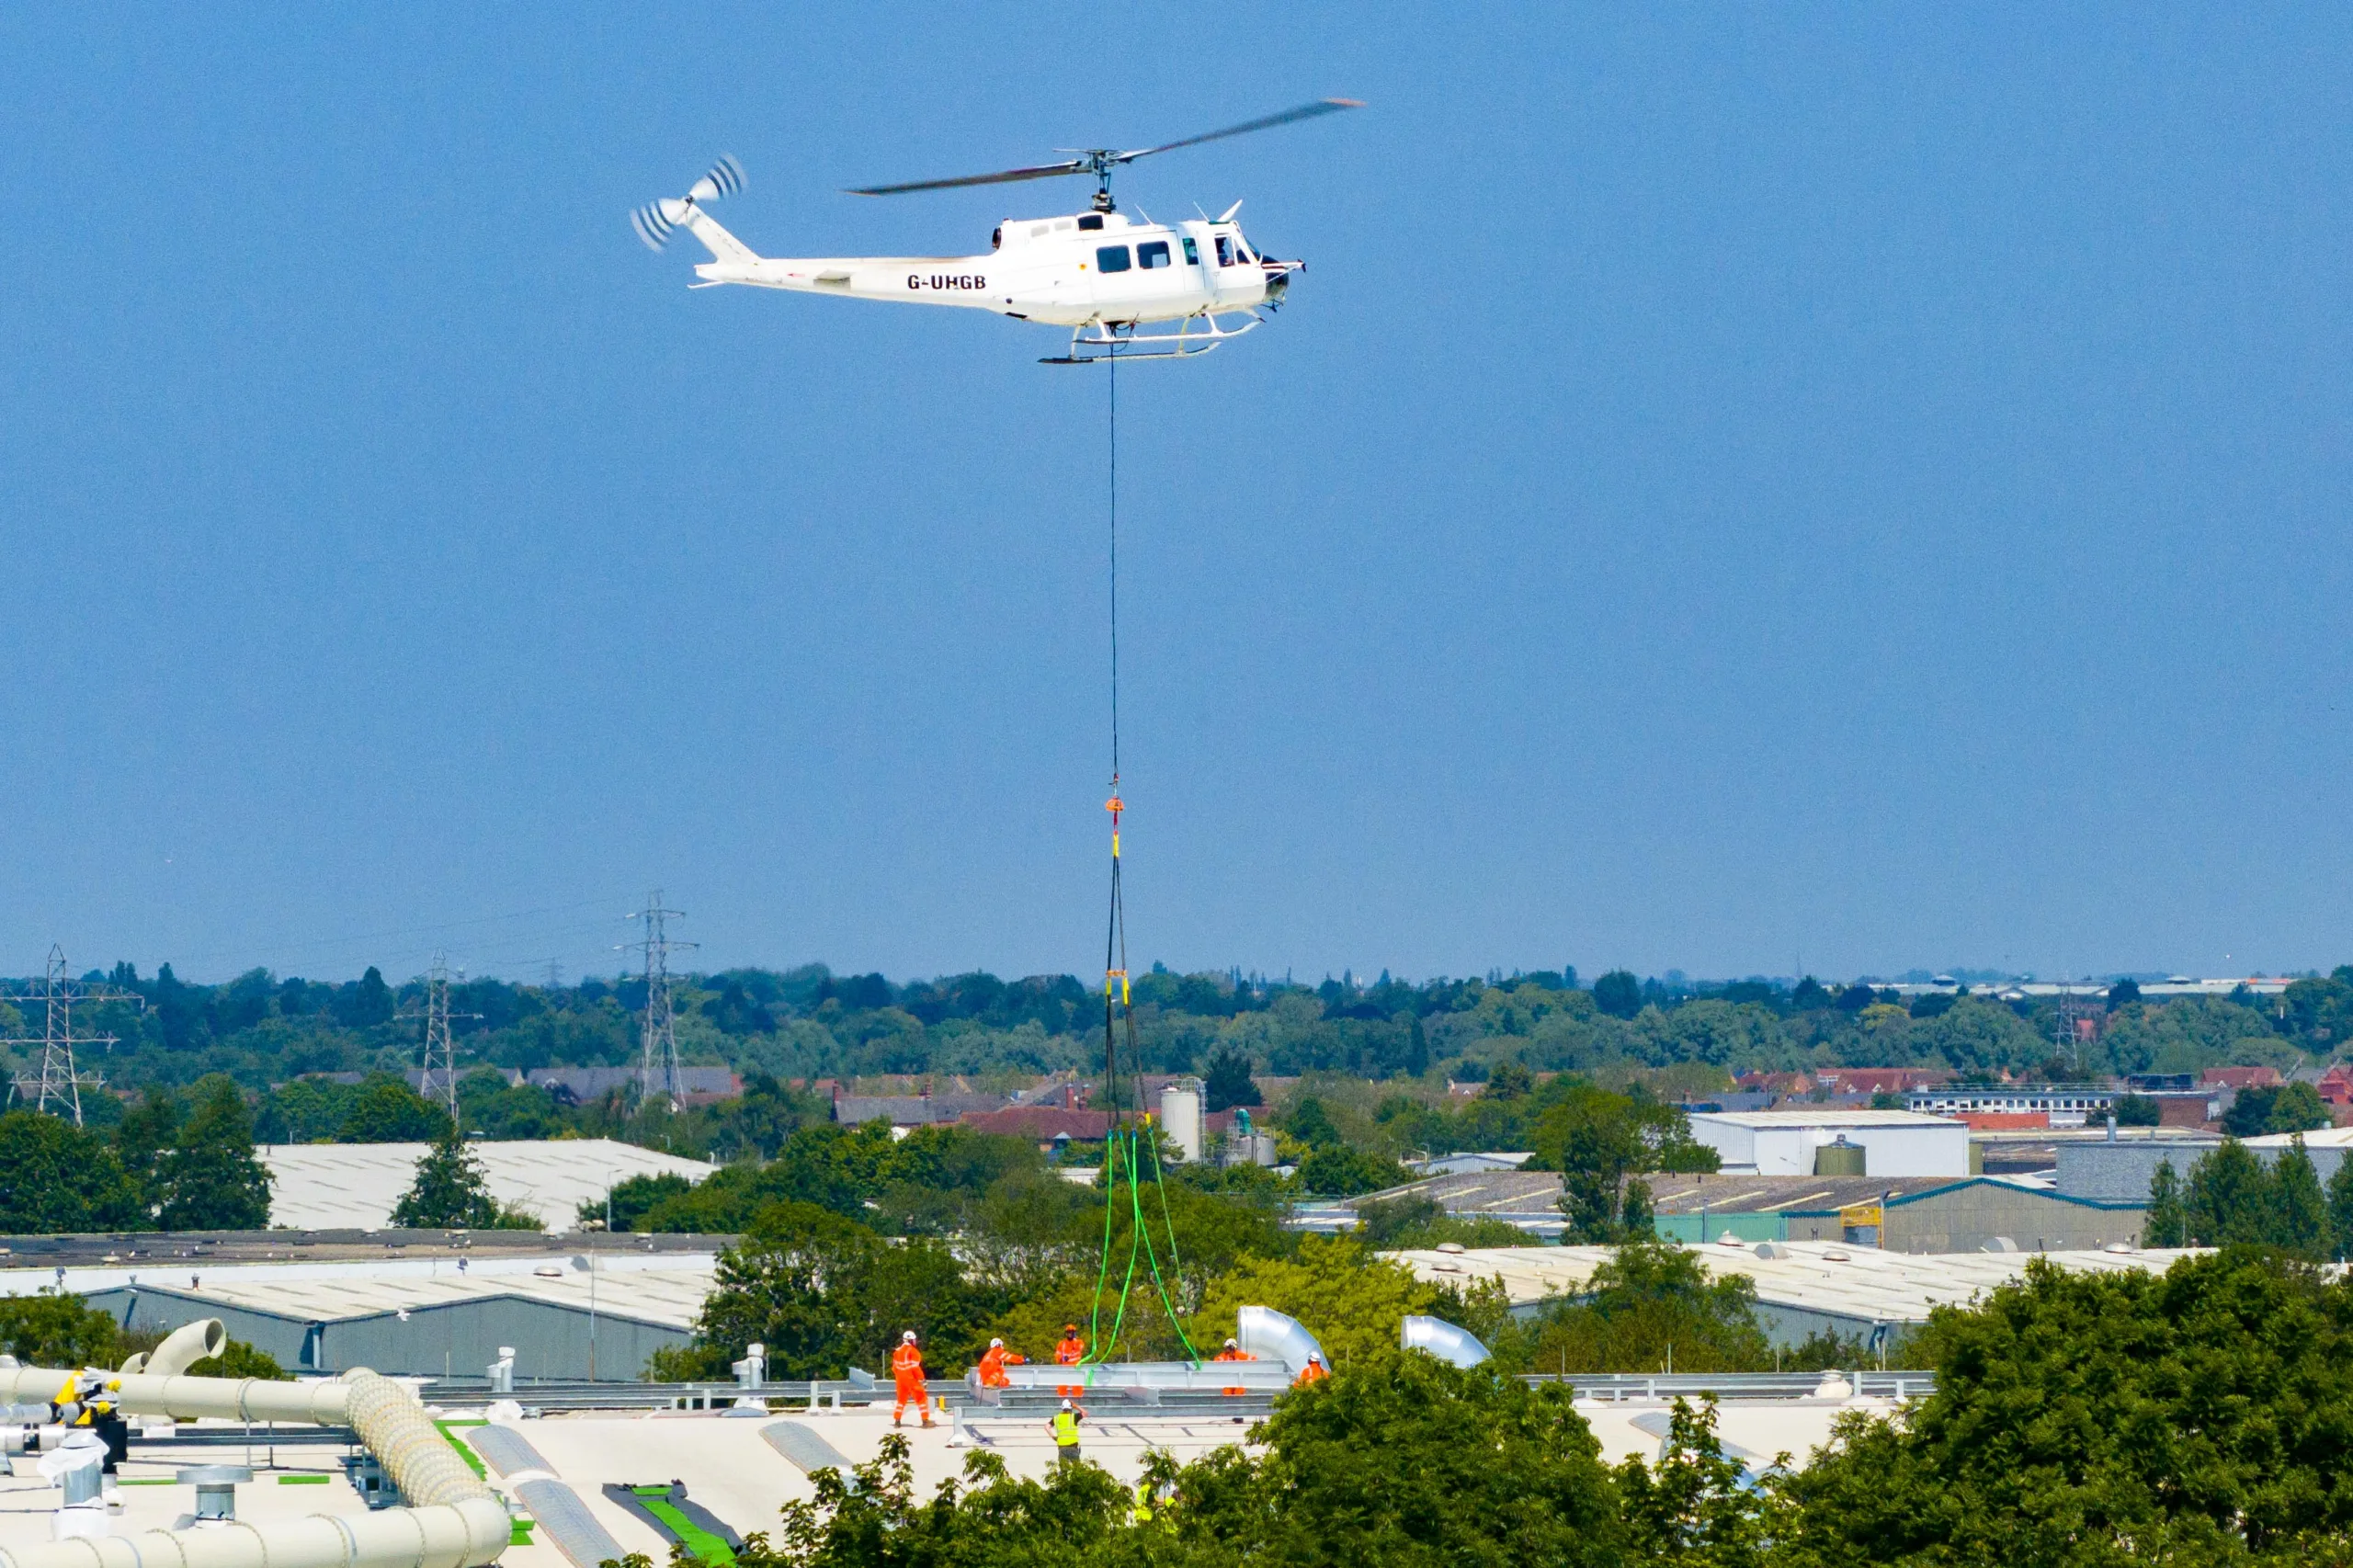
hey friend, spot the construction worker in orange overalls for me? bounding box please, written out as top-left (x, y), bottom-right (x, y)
top-left (1054, 1322), bottom-right (1086, 1396)
top-left (891, 1330), bottom-right (933, 1427)
top-left (1212, 1335), bottom-right (1254, 1397)
top-left (976, 1336), bottom-right (1025, 1389)
top-left (1293, 1351), bottom-right (1329, 1388)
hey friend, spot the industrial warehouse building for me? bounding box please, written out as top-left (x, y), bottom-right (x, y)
top-left (1388, 1240), bottom-right (2192, 1347)
top-left (3, 1252), bottom-right (712, 1381)
top-left (1335, 1166), bottom-right (2143, 1251)
top-left (2057, 1125), bottom-right (2353, 1200)
top-left (1684, 1108), bottom-right (1973, 1177)
top-left (1643, 1174), bottom-right (2146, 1252)
top-left (253, 1138), bottom-right (717, 1231)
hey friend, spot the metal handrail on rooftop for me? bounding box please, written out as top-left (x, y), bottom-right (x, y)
top-left (1524, 1370), bottom-right (1935, 1401)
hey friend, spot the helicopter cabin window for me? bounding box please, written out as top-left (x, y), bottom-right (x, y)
top-left (1214, 234), bottom-right (1236, 267)
top-left (1181, 236), bottom-right (1199, 265)
top-left (1137, 240), bottom-right (1171, 269)
top-left (1096, 244), bottom-right (1132, 273)
top-left (1030, 223), bottom-right (1051, 238)
top-left (1077, 213), bottom-right (1105, 232)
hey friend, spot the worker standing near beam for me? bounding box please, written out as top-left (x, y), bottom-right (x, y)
top-left (1054, 1322), bottom-right (1087, 1395)
top-left (891, 1330), bottom-right (933, 1428)
top-left (1051, 1398), bottom-right (1086, 1470)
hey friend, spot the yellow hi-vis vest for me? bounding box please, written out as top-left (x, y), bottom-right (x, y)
top-left (1131, 1481), bottom-right (1154, 1522)
top-left (1051, 1410), bottom-right (1081, 1448)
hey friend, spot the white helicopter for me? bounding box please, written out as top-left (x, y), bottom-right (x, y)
top-left (631, 99), bottom-right (1358, 362)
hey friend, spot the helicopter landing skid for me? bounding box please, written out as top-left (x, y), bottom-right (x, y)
top-left (1042, 312), bottom-right (1263, 364)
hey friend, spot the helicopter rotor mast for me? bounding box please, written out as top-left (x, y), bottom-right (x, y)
top-left (845, 98), bottom-right (1361, 211)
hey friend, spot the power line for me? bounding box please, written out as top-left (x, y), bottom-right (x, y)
top-left (395, 951), bottom-right (481, 1122)
top-left (1, 948), bottom-right (142, 1125)
top-left (620, 892), bottom-right (697, 1110)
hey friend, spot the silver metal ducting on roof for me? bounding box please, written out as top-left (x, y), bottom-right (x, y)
top-left (1399, 1314), bottom-right (1492, 1368)
top-left (1236, 1304), bottom-right (1327, 1376)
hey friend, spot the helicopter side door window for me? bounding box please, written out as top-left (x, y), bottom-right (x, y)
top-left (1182, 236), bottom-right (1199, 266)
top-left (1214, 235), bottom-right (1236, 267)
top-left (1096, 244), bottom-right (1132, 273)
top-left (1076, 214), bottom-right (1104, 232)
top-left (1137, 240), bottom-right (1171, 269)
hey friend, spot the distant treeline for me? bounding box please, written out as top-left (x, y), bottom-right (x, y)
top-left (6, 959), bottom-right (2347, 1125)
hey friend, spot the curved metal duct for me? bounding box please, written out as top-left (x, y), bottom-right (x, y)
top-left (143, 1319), bottom-right (228, 1380)
top-left (1399, 1314), bottom-right (1492, 1368)
top-left (1235, 1304), bottom-right (1327, 1377)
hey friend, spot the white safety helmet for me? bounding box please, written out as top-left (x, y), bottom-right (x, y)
top-left (903, 1330), bottom-right (917, 1342)
top-left (1223, 1337), bottom-right (1239, 1349)
top-left (1060, 1398), bottom-right (1073, 1411)
top-left (1308, 1352), bottom-right (1323, 1363)
top-left (989, 1337), bottom-right (1004, 1348)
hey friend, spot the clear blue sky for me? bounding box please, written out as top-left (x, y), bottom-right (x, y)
top-left (5, 6), bottom-right (2349, 987)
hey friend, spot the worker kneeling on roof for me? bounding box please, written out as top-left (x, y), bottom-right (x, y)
top-left (976, 1336), bottom-right (1024, 1389)
top-left (1293, 1351), bottom-right (1329, 1388)
top-left (891, 1330), bottom-right (933, 1428)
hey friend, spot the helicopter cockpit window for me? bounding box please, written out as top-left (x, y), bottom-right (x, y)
top-left (1077, 213), bottom-right (1105, 232)
top-left (1214, 235), bottom-right (1236, 267)
top-left (1181, 236), bottom-right (1199, 266)
top-left (1137, 240), bottom-right (1170, 269)
top-left (1096, 244), bottom-right (1132, 273)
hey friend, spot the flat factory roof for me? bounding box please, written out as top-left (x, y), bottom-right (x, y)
top-left (1387, 1241), bottom-right (2198, 1324)
top-left (1688, 1109), bottom-right (1961, 1130)
top-left (0, 1252), bottom-right (722, 1331)
top-left (256, 1139), bottom-right (717, 1231)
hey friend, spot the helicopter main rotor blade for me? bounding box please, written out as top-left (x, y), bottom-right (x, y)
top-left (846, 159), bottom-right (1088, 196)
top-left (1112, 98), bottom-right (1363, 164)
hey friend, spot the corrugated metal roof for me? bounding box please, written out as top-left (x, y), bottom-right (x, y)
top-left (1, 1251), bottom-right (722, 1331)
top-left (1388, 1241), bottom-right (2199, 1324)
top-left (1642, 1175), bottom-right (1964, 1214)
top-left (256, 1139), bottom-right (717, 1230)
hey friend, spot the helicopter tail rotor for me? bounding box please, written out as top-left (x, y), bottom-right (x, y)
top-left (632, 154), bottom-right (747, 252)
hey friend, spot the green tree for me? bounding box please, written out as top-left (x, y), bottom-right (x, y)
top-left (585, 1171), bottom-right (693, 1230)
top-left (1294, 1143), bottom-right (1406, 1197)
top-left (2224, 1081), bottom-right (2331, 1138)
top-left (2186, 1138), bottom-right (2272, 1246)
top-left (658, 1200), bottom-right (1000, 1381)
top-left (1178, 1349), bottom-right (1628, 1568)
top-left (1774, 1251), bottom-right (2353, 1561)
top-left (155, 1075), bottom-right (271, 1230)
top-left (2268, 1136), bottom-right (2329, 1258)
top-left (2327, 1154), bottom-right (2353, 1263)
top-left (751, 1435), bottom-right (1130, 1568)
top-left (390, 1130), bottom-right (501, 1228)
top-left (0, 1110), bottom-right (146, 1233)
top-left (1202, 1047), bottom-right (1261, 1112)
top-left (2112, 1092), bottom-right (2163, 1127)
top-left (113, 1086), bottom-right (182, 1212)
top-left (1191, 1236), bottom-right (1439, 1369)
top-left (1613, 1397), bottom-right (1768, 1567)
top-left (2144, 1158), bottom-right (2187, 1247)
top-left (1539, 1085), bottom-right (1711, 1242)
top-left (1593, 970), bottom-right (1643, 1019)
top-left (337, 1074), bottom-right (453, 1142)
top-left (0, 1291), bottom-right (123, 1366)
top-left (1283, 1096), bottom-right (1344, 1149)
top-left (1519, 1237), bottom-right (1771, 1374)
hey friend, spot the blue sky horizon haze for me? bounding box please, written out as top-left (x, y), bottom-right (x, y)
top-left (3, 6), bottom-right (2350, 986)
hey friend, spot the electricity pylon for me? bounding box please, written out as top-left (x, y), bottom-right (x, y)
top-left (620, 892), bottom-right (696, 1110)
top-left (2, 948), bottom-right (142, 1125)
